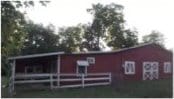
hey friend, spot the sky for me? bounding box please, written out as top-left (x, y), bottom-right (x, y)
top-left (22, 0), bottom-right (174, 49)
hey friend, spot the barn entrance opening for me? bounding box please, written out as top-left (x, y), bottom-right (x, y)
top-left (143, 62), bottom-right (159, 80)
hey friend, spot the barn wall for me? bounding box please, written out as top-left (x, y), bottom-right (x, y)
top-left (60, 44), bottom-right (173, 81)
top-left (60, 53), bottom-right (124, 83)
top-left (120, 44), bottom-right (173, 80)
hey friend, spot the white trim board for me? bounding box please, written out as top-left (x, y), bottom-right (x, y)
top-left (8, 52), bottom-right (64, 60)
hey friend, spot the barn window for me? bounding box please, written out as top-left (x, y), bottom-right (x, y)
top-left (164, 62), bottom-right (172, 73)
top-left (124, 61), bottom-right (135, 74)
top-left (25, 66), bottom-right (33, 73)
top-left (76, 60), bottom-right (89, 74)
top-left (87, 57), bottom-right (95, 64)
top-left (25, 65), bottom-right (43, 74)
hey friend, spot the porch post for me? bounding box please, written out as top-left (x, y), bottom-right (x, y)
top-left (9, 59), bottom-right (16, 95)
top-left (57, 55), bottom-right (61, 87)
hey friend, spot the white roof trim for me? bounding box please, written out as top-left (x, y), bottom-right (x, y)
top-left (8, 52), bottom-right (64, 60)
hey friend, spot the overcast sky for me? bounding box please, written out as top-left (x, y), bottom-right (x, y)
top-left (22, 0), bottom-right (174, 49)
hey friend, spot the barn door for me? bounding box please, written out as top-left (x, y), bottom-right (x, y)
top-left (143, 62), bottom-right (159, 80)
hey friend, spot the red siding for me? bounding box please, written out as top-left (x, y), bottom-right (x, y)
top-left (15, 44), bottom-right (172, 82)
top-left (60, 44), bottom-right (173, 81)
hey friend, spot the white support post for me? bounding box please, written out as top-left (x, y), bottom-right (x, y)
top-left (57, 55), bottom-right (61, 87)
top-left (82, 74), bottom-right (85, 88)
top-left (50, 74), bottom-right (53, 89)
top-left (109, 73), bottom-right (112, 84)
top-left (12, 60), bottom-right (16, 92)
top-left (9, 60), bottom-right (16, 96)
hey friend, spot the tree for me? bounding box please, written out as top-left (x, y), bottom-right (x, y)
top-left (107, 28), bottom-right (138, 49)
top-left (1, 1), bottom-right (26, 75)
top-left (81, 24), bottom-right (99, 51)
top-left (1, 1), bottom-right (49, 75)
top-left (86, 3), bottom-right (138, 50)
top-left (21, 22), bottom-right (60, 55)
top-left (58, 25), bottom-right (83, 53)
top-left (123, 29), bottom-right (138, 48)
top-left (142, 30), bottom-right (165, 47)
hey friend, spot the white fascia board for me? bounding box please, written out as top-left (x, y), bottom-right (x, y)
top-left (8, 52), bottom-right (65, 60)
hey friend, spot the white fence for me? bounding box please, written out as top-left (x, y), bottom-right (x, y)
top-left (13, 73), bottom-right (112, 89)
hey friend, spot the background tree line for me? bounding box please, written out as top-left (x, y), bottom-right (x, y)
top-left (1, 1), bottom-right (165, 75)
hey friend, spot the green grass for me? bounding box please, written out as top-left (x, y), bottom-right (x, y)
top-left (1, 77), bottom-right (173, 98)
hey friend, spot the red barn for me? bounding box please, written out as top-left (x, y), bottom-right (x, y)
top-left (8, 43), bottom-right (173, 92)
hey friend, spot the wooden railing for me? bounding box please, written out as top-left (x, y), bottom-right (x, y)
top-left (14, 73), bottom-right (112, 89)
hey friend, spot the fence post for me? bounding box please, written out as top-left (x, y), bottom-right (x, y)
top-left (57, 73), bottom-right (60, 88)
top-left (9, 77), bottom-right (13, 96)
top-left (109, 73), bottom-right (112, 84)
top-left (82, 74), bottom-right (85, 88)
top-left (50, 74), bottom-right (53, 89)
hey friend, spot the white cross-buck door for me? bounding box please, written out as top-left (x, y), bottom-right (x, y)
top-left (143, 62), bottom-right (159, 80)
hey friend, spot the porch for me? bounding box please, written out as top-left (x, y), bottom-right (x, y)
top-left (8, 52), bottom-right (112, 95)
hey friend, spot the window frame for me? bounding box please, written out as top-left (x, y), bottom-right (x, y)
top-left (164, 62), bottom-right (172, 73)
top-left (76, 65), bottom-right (87, 75)
top-left (25, 65), bottom-right (43, 74)
top-left (124, 61), bottom-right (135, 75)
top-left (87, 57), bottom-right (95, 64)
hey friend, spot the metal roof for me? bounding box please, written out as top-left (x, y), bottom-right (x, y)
top-left (8, 42), bottom-right (158, 60)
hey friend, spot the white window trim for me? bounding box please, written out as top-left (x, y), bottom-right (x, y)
top-left (87, 57), bottom-right (95, 64)
top-left (124, 61), bottom-right (135, 75)
top-left (164, 62), bottom-right (172, 73)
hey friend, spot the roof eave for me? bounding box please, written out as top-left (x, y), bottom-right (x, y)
top-left (8, 52), bottom-right (65, 60)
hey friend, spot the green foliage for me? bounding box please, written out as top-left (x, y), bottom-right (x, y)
top-left (82, 24), bottom-right (100, 51)
top-left (86, 3), bottom-right (138, 50)
top-left (1, 1), bottom-right (49, 75)
top-left (1, 1), bottom-right (26, 75)
top-left (86, 3), bottom-right (124, 50)
top-left (58, 25), bottom-right (83, 53)
top-left (142, 30), bottom-right (165, 47)
top-left (21, 22), bottom-right (60, 55)
top-left (108, 28), bottom-right (138, 49)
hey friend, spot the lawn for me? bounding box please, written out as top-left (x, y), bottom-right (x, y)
top-left (1, 77), bottom-right (173, 98)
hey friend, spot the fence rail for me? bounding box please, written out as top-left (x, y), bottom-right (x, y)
top-left (13, 73), bottom-right (112, 89)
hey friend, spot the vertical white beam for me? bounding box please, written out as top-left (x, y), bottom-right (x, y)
top-left (12, 60), bottom-right (16, 91)
top-left (109, 73), bottom-right (112, 84)
top-left (50, 74), bottom-right (53, 89)
top-left (57, 55), bottom-right (60, 87)
top-left (82, 74), bottom-right (85, 88)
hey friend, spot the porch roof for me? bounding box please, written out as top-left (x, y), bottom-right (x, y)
top-left (8, 52), bottom-right (64, 60)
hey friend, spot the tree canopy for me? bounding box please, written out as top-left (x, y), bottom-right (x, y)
top-left (21, 22), bottom-right (60, 55)
top-left (142, 30), bottom-right (165, 47)
top-left (58, 25), bottom-right (83, 53)
top-left (85, 3), bottom-right (138, 50)
top-left (1, 1), bottom-right (49, 75)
